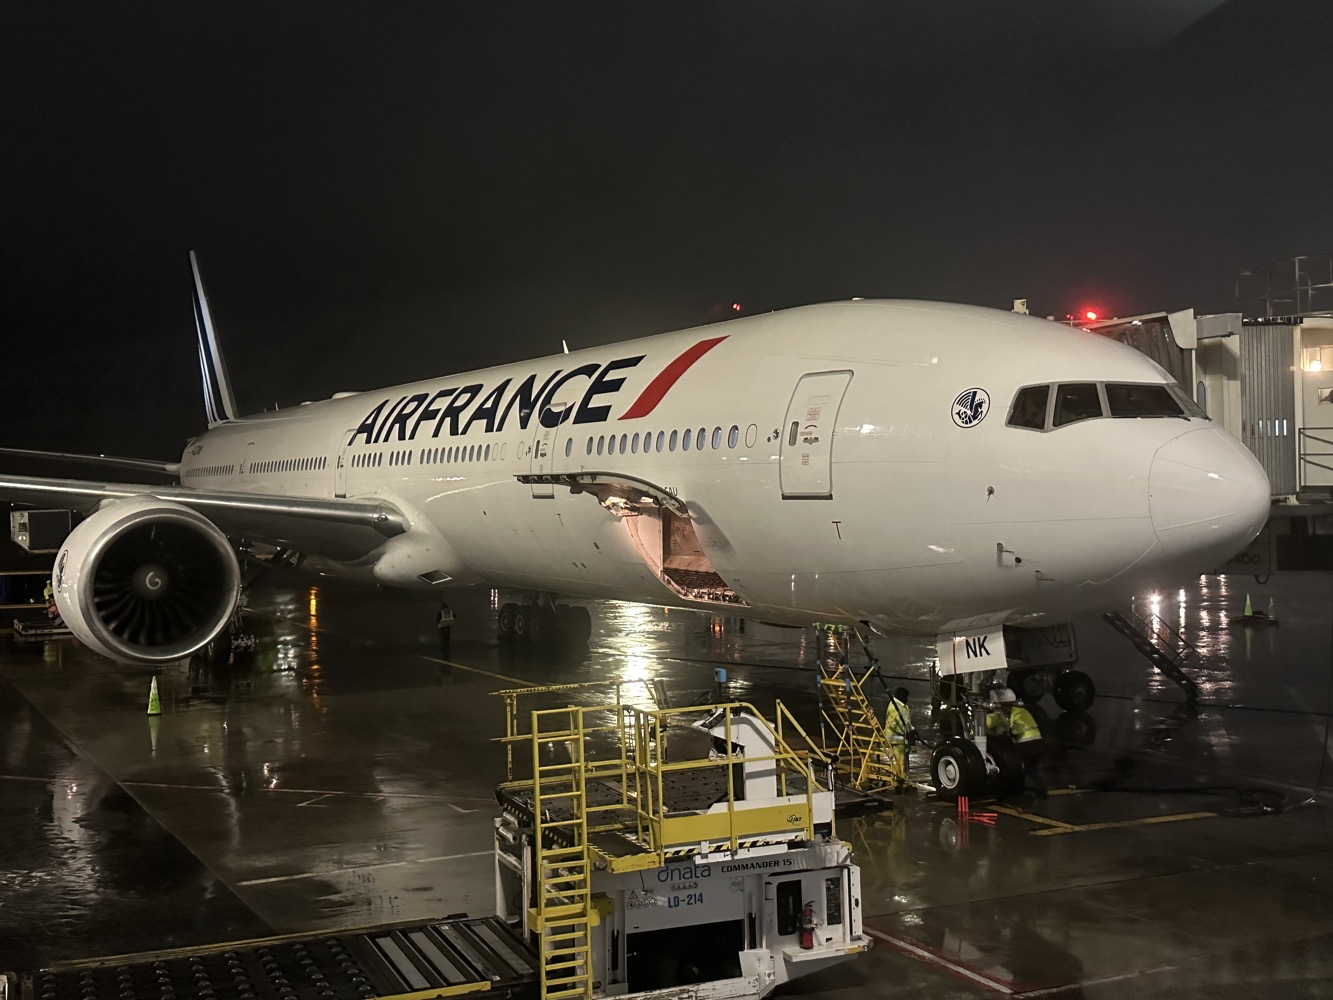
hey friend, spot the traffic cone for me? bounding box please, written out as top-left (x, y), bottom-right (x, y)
top-left (1243, 593), bottom-right (1253, 617)
top-left (147, 676), bottom-right (162, 716)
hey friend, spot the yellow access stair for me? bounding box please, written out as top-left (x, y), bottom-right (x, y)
top-left (818, 662), bottom-right (907, 791)
top-left (530, 707), bottom-right (594, 1000)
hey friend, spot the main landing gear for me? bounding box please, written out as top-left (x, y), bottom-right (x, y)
top-left (497, 597), bottom-right (592, 649)
top-left (1008, 666), bottom-right (1097, 713)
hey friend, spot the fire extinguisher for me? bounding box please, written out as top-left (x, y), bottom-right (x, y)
top-left (798, 901), bottom-right (816, 950)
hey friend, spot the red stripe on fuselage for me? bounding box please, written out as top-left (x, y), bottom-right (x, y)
top-left (619, 335), bottom-right (728, 419)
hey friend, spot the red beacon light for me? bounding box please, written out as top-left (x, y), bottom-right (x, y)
top-left (1083, 309), bottom-right (1099, 322)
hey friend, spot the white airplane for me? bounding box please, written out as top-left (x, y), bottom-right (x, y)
top-left (0, 255), bottom-right (1270, 795)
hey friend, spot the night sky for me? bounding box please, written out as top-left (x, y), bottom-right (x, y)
top-left (4, 1), bottom-right (1331, 459)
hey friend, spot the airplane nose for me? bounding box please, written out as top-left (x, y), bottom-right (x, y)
top-left (1149, 427), bottom-right (1271, 568)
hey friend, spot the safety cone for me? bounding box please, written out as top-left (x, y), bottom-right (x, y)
top-left (147, 676), bottom-right (162, 716)
top-left (1243, 593), bottom-right (1253, 617)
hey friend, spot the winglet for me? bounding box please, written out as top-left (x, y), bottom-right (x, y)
top-left (190, 250), bottom-right (238, 425)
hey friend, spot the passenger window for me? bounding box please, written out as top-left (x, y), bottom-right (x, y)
top-left (1007, 385), bottom-right (1049, 430)
top-left (696, 428), bottom-right (706, 451)
top-left (1053, 383), bottom-right (1103, 427)
top-left (586, 437), bottom-right (593, 456)
top-left (620, 433), bottom-right (628, 453)
top-left (657, 431), bottom-right (666, 452)
top-left (1105, 383), bottom-right (1184, 418)
top-left (712, 427), bottom-right (722, 449)
top-left (788, 421), bottom-right (799, 447)
top-left (608, 435), bottom-right (617, 455)
top-left (597, 435), bottom-right (605, 455)
top-left (565, 439), bottom-right (572, 458)
top-left (669, 430), bottom-right (678, 451)
top-left (728, 425), bottom-right (739, 448)
top-left (631, 433), bottom-right (639, 454)
top-left (682, 429), bottom-right (691, 451)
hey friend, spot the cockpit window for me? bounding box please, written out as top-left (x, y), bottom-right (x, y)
top-left (1053, 383), bottom-right (1103, 427)
top-left (1105, 383), bottom-right (1184, 418)
top-left (1007, 385), bottom-right (1050, 430)
top-left (1167, 383), bottom-right (1208, 419)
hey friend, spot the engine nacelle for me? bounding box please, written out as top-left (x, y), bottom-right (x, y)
top-left (52, 497), bottom-right (241, 664)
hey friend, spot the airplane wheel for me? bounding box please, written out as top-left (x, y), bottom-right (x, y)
top-left (202, 630), bottom-right (232, 666)
top-left (1013, 669), bottom-right (1048, 704)
top-left (931, 739), bottom-right (985, 800)
top-left (528, 607), bottom-right (559, 646)
top-left (1054, 711), bottom-right (1097, 747)
top-left (512, 605), bottom-right (534, 641)
top-left (557, 605), bottom-right (592, 643)
top-left (989, 736), bottom-right (1026, 796)
top-left (497, 602), bottom-right (519, 639)
top-left (1054, 670), bottom-right (1095, 714)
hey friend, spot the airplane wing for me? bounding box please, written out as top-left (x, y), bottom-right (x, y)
top-left (0, 446), bottom-right (181, 480)
top-left (0, 472), bottom-right (407, 562)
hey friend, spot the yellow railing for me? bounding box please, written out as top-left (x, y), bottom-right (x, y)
top-left (495, 685), bottom-right (829, 866)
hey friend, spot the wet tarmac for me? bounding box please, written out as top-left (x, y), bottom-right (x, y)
top-left (2, 569), bottom-right (1332, 997)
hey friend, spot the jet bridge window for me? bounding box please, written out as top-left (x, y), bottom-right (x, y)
top-left (1007, 385), bottom-right (1050, 430)
top-left (1106, 383), bottom-right (1185, 418)
top-left (1053, 382), bottom-right (1104, 427)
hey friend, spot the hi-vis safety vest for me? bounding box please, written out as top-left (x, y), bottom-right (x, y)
top-left (1009, 705), bottom-right (1042, 743)
top-left (885, 698), bottom-right (911, 744)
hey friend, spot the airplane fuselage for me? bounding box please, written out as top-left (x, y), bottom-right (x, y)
top-left (177, 301), bottom-right (1271, 634)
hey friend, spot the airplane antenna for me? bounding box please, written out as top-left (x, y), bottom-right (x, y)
top-left (562, 339), bottom-right (570, 355)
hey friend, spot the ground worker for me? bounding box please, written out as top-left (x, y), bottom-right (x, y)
top-left (1008, 700), bottom-right (1046, 797)
top-left (884, 687), bottom-right (918, 783)
top-left (43, 580), bottom-right (58, 620)
top-left (435, 602), bottom-right (455, 655)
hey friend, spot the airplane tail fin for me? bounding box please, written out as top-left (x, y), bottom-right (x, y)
top-left (190, 250), bottom-right (238, 426)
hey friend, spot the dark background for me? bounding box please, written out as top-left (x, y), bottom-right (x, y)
top-left (4, 1), bottom-right (1330, 459)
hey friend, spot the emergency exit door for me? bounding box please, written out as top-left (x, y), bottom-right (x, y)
top-left (779, 371), bottom-right (852, 499)
top-left (334, 430), bottom-right (356, 497)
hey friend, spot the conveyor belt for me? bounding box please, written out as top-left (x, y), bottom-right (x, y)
top-left (19, 915), bottom-right (537, 1000)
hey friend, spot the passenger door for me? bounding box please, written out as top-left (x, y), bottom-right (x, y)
top-left (779, 371), bottom-right (852, 499)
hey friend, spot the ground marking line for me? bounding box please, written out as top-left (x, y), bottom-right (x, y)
top-left (1030, 810), bottom-right (1217, 837)
top-left (236, 850), bottom-right (492, 886)
top-left (865, 927), bottom-right (1013, 993)
top-left (987, 804), bottom-right (1079, 832)
top-left (1011, 962), bottom-right (1182, 997)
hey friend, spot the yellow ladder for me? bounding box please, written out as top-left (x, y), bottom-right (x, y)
top-left (530, 707), bottom-right (594, 1000)
top-left (818, 663), bottom-right (906, 790)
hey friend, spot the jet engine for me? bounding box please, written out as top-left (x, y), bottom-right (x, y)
top-left (52, 497), bottom-right (241, 664)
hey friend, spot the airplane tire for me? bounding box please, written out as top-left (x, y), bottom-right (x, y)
top-left (1053, 670), bottom-right (1096, 714)
top-left (931, 739), bottom-right (985, 799)
top-left (989, 736), bottom-right (1026, 796)
top-left (497, 602), bottom-right (519, 639)
top-left (512, 605), bottom-right (534, 641)
top-left (201, 630), bottom-right (232, 666)
top-left (528, 607), bottom-right (559, 646)
top-left (1013, 669), bottom-right (1048, 704)
top-left (557, 605), bottom-right (592, 644)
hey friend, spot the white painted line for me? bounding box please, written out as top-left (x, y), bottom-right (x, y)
top-left (236, 850), bottom-right (493, 887)
top-left (1012, 962), bottom-right (1181, 997)
top-left (865, 927), bottom-right (1013, 994)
